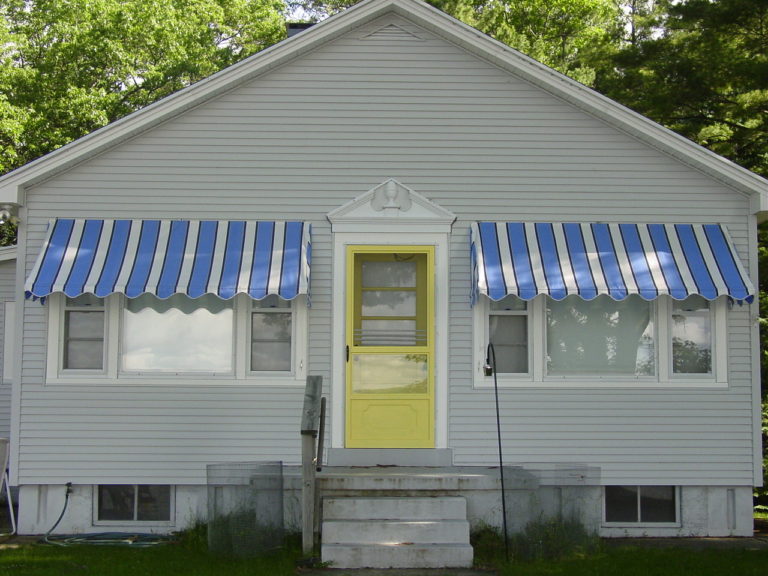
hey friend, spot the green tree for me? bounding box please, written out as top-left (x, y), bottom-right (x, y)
top-left (0, 0), bottom-right (286, 177)
top-left (596, 0), bottom-right (768, 176)
top-left (435, 0), bottom-right (619, 85)
top-left (290, 0), bottom-right (621, 85)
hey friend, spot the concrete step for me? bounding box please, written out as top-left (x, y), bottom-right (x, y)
top-left (323, 518), bottom-right (470, 544)
top-left (322, 542), bottom-right (474, 569)
top-left (323, 496), bottom-right (467, 521)
top-left (320, 495), bottom-right (473, 569)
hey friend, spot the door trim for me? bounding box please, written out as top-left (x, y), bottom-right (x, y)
top-left (330, 232), bottom-right (450, 449)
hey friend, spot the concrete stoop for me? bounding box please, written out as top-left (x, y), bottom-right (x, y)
top-left (321, 496), bottom-right (474, 569)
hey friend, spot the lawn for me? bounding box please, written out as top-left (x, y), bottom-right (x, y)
top-left (495, 548), bottom-right (768, 576)
top-left (1, 542), bottom-right (767, 576)
top-left (0, 531), bottom-right (767, 576)
top-left (0, 539), bottom-right (301, 576)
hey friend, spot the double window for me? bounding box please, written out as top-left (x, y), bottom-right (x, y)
top-left (51, 293), bottom-right (305, 383)
top-left (604, 486), bottom-right (678, 525)
top-left (96, 484), bottom-right (172, 524)
top-left (478, 294), bottom-right (722, 385)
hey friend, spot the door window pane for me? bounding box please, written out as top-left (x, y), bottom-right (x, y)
top-left (122, 294), bottom-right (233, 372)
top-left (547, 295), bottom-right (655, 376)
top-left (358, 319), bottom-right (420, 346)
top-left (362, 291), bottom-right (416, 316)
top-left (351, 354), bottom-right (428, 394)
top-left (362, 261), bottom-right (416, 287)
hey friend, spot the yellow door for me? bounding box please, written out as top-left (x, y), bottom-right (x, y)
top-left (345, 246), bottom-right (435, 448)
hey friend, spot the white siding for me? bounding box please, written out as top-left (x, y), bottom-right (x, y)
top-left (18, 13), bottom-right (756, 486)
top-left (0, 258), bottom-right (15, 441)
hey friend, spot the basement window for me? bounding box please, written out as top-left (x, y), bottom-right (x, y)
top-left (96, 485), bottom-right (173, 523)
top-left (604, 486), bottom-right (677, 524)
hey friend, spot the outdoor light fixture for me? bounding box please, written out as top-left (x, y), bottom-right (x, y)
top-left (0, 205), bottom-right (18, 226)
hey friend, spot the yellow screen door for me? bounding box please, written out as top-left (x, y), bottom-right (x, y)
top-left (345, 246), bottom-right (435, 448)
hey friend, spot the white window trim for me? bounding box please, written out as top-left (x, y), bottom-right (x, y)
top-left (602, 485), bottom-right (681, 528)
top-left (46, 293), bottom-right (307, 386)
top-left (92, 484), bottom-right (175, 527)
top-left (474, 295), bottom-right (727, 389)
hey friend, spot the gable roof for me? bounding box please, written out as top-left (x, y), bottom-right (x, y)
top-left (1, 0), bottom-right (766, 212)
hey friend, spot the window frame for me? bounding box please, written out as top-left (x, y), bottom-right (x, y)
top-left (474, 294), bottom-right (727, 388)
top-left (93, 484), bottom-right (175, 526)
top-left (602, 485), bottom-right (680, 527)
top-left (46, 292), bottom-right (307, 385)
top-left (120, 293), bottom-right (237, 376)
top-left (663, 296), bottom-right (723, 381)
top-left (247, 295), bottom-right (304, 376)
top-left (475, 295), bottom-right (534, 381)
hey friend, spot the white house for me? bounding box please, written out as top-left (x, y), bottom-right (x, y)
top-left (0, 0), bottom-right (765, 554)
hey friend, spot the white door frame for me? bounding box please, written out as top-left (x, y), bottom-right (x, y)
top-left (327, 180), bottom-right (455, 449)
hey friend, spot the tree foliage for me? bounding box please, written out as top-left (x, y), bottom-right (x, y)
top-left (596, 0), bottom-right (768, 177)
top-left (0, 0), bottom-right (286, 176)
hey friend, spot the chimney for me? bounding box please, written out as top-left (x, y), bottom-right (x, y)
top-left (287, 22), bottom-right (314, 38)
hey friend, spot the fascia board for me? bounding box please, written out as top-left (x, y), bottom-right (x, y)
top-left (0, 246), bottom-right (16, 262)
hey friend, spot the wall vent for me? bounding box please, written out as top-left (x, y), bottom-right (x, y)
top-left (362, 24), bottom-right (423, 42)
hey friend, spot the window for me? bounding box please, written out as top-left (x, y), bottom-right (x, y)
top-left (488, 296), bottom-right (528, 374)
top-left (546, 295), bottom-right (655, 377)
top-left (604, 486), bottom-right (677, 524)
top-left (671, 296), bottom-right (712, 375)
top-left (96, 484), bottom-right (172, 523)
top-left (475, 294), bottom-right (724, 386)
top-left (251, 295), bottom-right (292, 372)
top-left (48, 293), bottom-right (306, 383)
top-left (63, 295), bottom-right (105, 370)
top-left (122, 294), bottom-right (234, 373)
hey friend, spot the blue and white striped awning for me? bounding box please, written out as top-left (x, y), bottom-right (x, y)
top-left (471, 222), bottom-right (754, 303)
top-left (25, 219), bottom-right (311, 301)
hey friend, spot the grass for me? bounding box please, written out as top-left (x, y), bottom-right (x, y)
top-left (472, 518), bottom-right (768, 576)
top-left (495, 548), bottom-right (768, 576)
top-left (0, 529), bottom-right (303, 576)
top-left (0, 521), bottom-right (766, 576)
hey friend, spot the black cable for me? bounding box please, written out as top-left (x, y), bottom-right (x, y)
top-left (487, 343), bottom-right (510, 562)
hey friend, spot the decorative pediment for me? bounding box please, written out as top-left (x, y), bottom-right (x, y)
top-left (327, 179), bottom-right (456, 233)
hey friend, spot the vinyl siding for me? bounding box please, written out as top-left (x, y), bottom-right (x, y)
top-left (17, 13), bottom-right (757, 485)
top-left (0, 258), bottom-right (14, 441)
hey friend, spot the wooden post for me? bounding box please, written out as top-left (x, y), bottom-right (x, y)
top-left (300, 375), bottom-right (322, 556)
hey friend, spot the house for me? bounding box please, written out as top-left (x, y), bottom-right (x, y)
top-left (0, 0), bottom-right (765, 552)
top-left (0, 245), bottom-right (15, 442)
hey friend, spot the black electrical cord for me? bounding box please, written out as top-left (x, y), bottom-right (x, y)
top-left (486, 343), bottom-right (510, 562)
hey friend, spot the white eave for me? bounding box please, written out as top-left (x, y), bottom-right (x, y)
top-left (0, 245), bottom-right (16, 262)
top-left (1, 0), bottom-right (766, 212)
